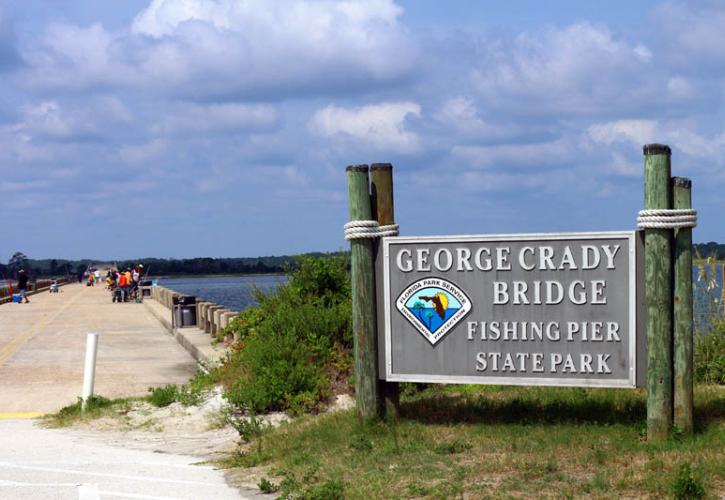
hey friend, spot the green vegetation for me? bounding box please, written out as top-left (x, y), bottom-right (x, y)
top-left (220, 385), bottom-right (724, 498)
top-left (672, 462), bottom-right (706, 500)
top-left (147, 370), bottom-right (218, 407)
top-left (258, 477), bottom-right (279, 494)
top-left (695, 322), bottom-right (725, 384)
top-left (147, 385), bottom-right (181, 407)
top-left (694, 242), bottom-right (725, 261)
top-left (228, 413), bottom-right (268, 442)
top-left (45, 396), bottom-right (132, 428)
top-left (0, 250), bottom-right (346, 279)
top-left (219, 255), bottom-right (352, 414)
top-left (694, 258), bottom-right (725, 384)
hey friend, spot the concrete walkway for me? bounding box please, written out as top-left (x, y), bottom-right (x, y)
top-left (0, 283), bottom-right (198, 415)
top-left (0, 420), bottom-right (247, 500)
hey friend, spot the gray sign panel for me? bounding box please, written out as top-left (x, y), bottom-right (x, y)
top-left (382, 232), bottom-right (643, 388)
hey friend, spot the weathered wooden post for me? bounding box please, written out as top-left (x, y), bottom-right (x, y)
top-left (672, 176), bottom-right (693, 434)
top-left (643, 144), bottom-right (673, 440)
top-left (347, 165), bottom-right (381, 419)
top-left (370, 163), bottom-right (400, 417)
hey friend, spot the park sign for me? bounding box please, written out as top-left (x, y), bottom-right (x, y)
top-left (380, 231), bottom-right (645, 388)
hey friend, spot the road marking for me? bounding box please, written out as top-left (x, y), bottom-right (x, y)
top-left (98, 490), bottom-right (185, 500)
top-left (0, 412), bottom-right (45, 419)
top-left (78, 483), bottom-right (100, 500)
top-left (0, 480), bottom-right (79, 486)
top-left (0, 482), bottom-right (186, 500)
top-left (0, 462), bottom-right (226, 487)
top-left (0, 286), bottom-right (86, 367)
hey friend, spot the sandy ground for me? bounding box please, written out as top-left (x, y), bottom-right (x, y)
top-left (51, 389), bottom-right (355, 495)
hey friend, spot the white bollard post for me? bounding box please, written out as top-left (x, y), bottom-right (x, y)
top-left (81, 333), bottom-right (99, 411)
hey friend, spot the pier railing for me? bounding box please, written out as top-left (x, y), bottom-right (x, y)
top-left (149, 285), bottom-right (239, 339)
top-left (0, 278), bottom-right (73, 304)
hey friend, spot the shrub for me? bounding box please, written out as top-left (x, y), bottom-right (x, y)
top-left (433, 439), bottom-right (473, 454)
top-left (57, 396), bottom-right (112, 418)
top-left (694, 321), bottom-right (725, 384)
top-left (257, 477), bottom-right (279, 494)
top-left (228, 414), bottom-right (267, 442)
top-left (301, 479), bottom-right (345, 500)
top-left (672, 463), bottom-right (705, 499)
top-left (147, 384), bottom-right (179, 407)
top-left (221, 255), bottom-right (352, 413)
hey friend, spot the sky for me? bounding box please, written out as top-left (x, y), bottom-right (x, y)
top-left (1, 0), bottom-right (724, 260)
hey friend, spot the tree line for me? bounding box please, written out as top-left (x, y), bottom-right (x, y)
top-left (693, 242), bottom-right (725, 260)
top-left (0, 251), bottom-right (345, 279)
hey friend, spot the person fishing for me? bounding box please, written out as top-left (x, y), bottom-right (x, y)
top-left (17, 269), bottom-right (30, 303)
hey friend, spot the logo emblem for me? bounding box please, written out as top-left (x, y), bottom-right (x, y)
top-left (396, 278), bottom-right (472, 345)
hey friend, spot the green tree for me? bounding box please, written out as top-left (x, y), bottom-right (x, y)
top-left (412, 300), bottom-right (425, 321)
top-left (8, 252), bottom-right (28, 273)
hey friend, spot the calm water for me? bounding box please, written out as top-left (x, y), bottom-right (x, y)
top-left (157, 274), bottom-right (288, 311)
top-left (154, 266), bottom-right (723, 332)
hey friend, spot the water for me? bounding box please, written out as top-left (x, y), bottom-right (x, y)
top-left (157, 267), bottom-right (723, 327)
top-left (157, 274), bottom-right (288, 311)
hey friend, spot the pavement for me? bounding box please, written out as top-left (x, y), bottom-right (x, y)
top-left (0, 420), bottom-right (245, 500)
top-left (142, 299), bottom-right (226, 366)
top-left (0, 282), bottom-right (198, 415)
top-left (0, 283), bottom-right (257, 499)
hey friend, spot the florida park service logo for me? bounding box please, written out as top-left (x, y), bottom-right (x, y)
top-left (396, 278), bottom-right (472, 345)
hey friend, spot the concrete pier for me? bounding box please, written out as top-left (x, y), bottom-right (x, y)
top-left (0, 283), bottom-right (198, 415)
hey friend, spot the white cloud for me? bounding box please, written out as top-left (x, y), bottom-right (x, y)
top-left (13, 97), bottom-right (131, 141)
top-left (20, 0), bottom-right (416, 100)
top-left (587, 120), bottom-right (659, 146)
top-left (652, 2), bottom-right (725, 69)
top-left (22, 23), bottom-right (135, 91)
top-left (132, 0), bottom-right (403, 37)
top-left (309, 101), bottom-right (421, 153)
top-left (609, 151), bottom-right (640, 177)
top-left (451, 137), bottom-right (579, 169)
top-left (472, 23), bottom-right (654, 115)
top-left (588, 119), bottom-right (725, 168)
top-left (151, 103), bottom-right (278, 136)
top-left (667, 76), bottom-right (694, 99)
top-left (434, 97), bottom-right (514, 139)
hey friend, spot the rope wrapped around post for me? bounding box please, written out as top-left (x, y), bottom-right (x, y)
top-left (637, 209), bottom-right (697, 229)
top-left (344, 220), bottom-right (399, 241)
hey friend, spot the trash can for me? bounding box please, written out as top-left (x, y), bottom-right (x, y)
top-left (172, 295), bottom-right (197, 327)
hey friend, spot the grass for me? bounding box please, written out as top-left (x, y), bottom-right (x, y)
top-left (44, 395), bottom-right (136, 428)
top-left (147, 369), bottom-right (218, 407)
top-left (44, 369), bottom-right (219, 428)
top-left (219, 384), bottom-right (725, 498)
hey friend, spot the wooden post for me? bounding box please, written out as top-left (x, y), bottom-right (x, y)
top-left (371, 163), bottom-right (400, 418)
top-left (643, 144), bottom-right (673, 441)
top-left (672, 176), bottom-right (693, 434)
top-left (347, 165), bottom-right (381, 419)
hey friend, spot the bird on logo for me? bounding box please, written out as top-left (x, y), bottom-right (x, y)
top-left (419, 292), bottom-right (448, 320)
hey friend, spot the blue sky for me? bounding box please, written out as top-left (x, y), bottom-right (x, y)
top-left (1, 0), bottom-right (724, 260)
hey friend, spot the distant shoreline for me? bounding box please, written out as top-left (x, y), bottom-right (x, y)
top-left (153, 272), bottom-right (287, 279)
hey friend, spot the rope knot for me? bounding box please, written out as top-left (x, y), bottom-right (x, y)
top-left (344, 220), bottom-right (400, 241)
top-left (637, 209), bottom-right (697, 229)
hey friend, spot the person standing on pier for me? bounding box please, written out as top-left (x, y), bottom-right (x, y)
top-left (17, 269), bottom-right (30, 303)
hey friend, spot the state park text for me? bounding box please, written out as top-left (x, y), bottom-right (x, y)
top-left (382, 233), bottom-right (641, 387)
